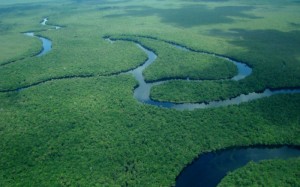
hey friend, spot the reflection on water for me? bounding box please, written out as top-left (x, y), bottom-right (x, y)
top-left (176, 146), bottom-right (300, 187)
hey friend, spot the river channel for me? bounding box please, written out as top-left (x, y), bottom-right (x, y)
top-left (105, 37), bottom-right (300, 111)
top-left (4, 18), bottom-right (300, 187)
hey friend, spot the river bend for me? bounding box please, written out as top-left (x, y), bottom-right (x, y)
top-left (105, 37), bottom-right (300, 186)
top-left (2, 18), bottom-right (300, 187)
top-left (105, 37), bottom-right (300, 111)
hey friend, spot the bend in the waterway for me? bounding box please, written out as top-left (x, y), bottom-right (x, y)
top-left (41, 18), bottom-right (62, 29)
top-left (0, 18), bottom-right (60, 67)
top-left (23, 18), bottom-right (61, 57)
top-left (175, 145), bottom-right (300, 187)
top-left (2, 23), bottom-right (300, 111)
top-left (23, 32), bottom-right (52, 57)
top-left (34, 18), bottom-right (61, 56)
top-left (105, 35), bottom-right (252, 82)
top-left (1, 19), bottom-right (300, 187)
top-left (105, 36), bottom-right (300, 110)
top-left (115, 34), bottom-right (253, 81)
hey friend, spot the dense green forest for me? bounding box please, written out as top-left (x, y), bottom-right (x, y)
top-left (218, 158), bottom-right (300, 187)
top-left (0, 0), bottom-right (299, 186)
top-left (108, 34), bottom-right (237, 82)
top-left (151, 80), bottom-right (245, 103)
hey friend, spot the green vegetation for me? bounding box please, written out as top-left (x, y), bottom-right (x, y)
top-left (218, 158), bottom-right (300, 187)
top-left (0, 0), bottom-right (300, 186)
top-left (109, 35), bottom-right (237, 82)
top-left (151, 80), bottom-right (246, 103)
top-left (1, 76), bottom-right (300, 186)
top-left (0, 38), bottom-right (147, 91)
top-left (0, 34), bottom-right (40, 66)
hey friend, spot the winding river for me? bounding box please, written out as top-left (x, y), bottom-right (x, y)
top-left (24, 32), bottom-right (52, 57)
top-left (106, 37), bottom-right (300, 111)
top-left (105, 38), bottom-right (300, 186)
top-left (2, 18), bottom-right (300, 186)
top-left (23, 18), bottom-right (59, 57)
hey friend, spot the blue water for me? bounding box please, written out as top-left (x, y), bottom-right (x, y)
top-left (105, 39), bottom-right (300, 111)
top-left (24, 18), bottom-right (60, 57)
top-left (10, 19), bottom-right (300, 187)
top-left (24, 32), bottom-right (52, 57)
top-left (176, 146), bottom-right (300, 187)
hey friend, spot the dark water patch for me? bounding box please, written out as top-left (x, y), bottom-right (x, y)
top-left (176, 146), bottom-right (300, 187)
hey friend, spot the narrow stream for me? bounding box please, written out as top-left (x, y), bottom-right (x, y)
top-left (105, 38), bottom-right (300, 186)
top-left (3, 19), bottom-right (300, 187)
top-left (105, 38), bottom-right (300, 110)
top-left (24, 32), bottom-right (52, 57)
top-left (24, 18), bottom-right (59, 57)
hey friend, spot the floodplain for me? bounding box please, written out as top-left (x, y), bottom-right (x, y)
top-left (0, 0), bottom-right (300, 186)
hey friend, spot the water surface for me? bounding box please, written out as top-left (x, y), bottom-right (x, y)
top-left (176, 146), bottom-right (300, 187)
top-left (107, 39), bottom-right (299, 110)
